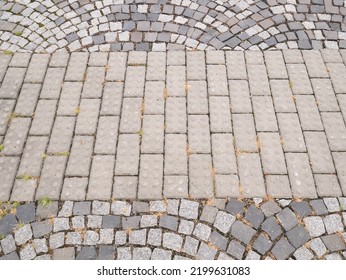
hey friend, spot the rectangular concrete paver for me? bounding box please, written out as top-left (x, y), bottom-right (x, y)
top-left (1, 50), bottom-right (346, 201)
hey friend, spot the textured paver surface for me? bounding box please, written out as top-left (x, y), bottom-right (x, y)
top-left (0, 198), bottom-right (345, 260)
top-left (1, 0), bottom-right (346, 52)
top-left (1, 50), bottom-right (346, 201)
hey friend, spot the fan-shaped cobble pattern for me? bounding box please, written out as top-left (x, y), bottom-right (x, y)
top-left (0, 0), bottom-right (346, 52)
top-left (0, 198), bottom-right (345, 260)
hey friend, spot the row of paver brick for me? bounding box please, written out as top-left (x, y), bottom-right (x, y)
top-left (0, 50), bottom-right (346, 201)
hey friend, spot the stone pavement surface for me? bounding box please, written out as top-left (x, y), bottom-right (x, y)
top-left (1, 50), bottom-right (346, 201)
top-left (1, 0), bottom-right (346, 52)
top-left (0, 198), bottom-right (345, 260)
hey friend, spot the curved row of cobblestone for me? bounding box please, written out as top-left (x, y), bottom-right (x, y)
top-left (0, 198), bottom-right (345, 260)
top-left (0, 0), bottom-right (346, 52)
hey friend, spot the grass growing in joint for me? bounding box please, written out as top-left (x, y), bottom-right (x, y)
top-left (39, 197), bottom-right (52, 207)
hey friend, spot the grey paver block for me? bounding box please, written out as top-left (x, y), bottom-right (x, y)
top-left (310, 199), bottom-right (328, 216)
top-left (197, 242), bottom-right (217, 260)
top-left (271, 237), bottom-right (295, 259)
top-left (302, 50), bottom-right (328, 78)
top-left (0, 67), bottom-right (26, 98)
top-left (159, 215), bottom-right (178, 231)
top-left (327, 63), bottom-right (346, 93)
top-left (293, 246), bottom-right (314, 260)
top-left (290, 201), bottom-right (313, 218)
top-left (102, 216), bottom-right (121, 229)
top-left (311, 79), bottom-right (339, 112)
top-left (229, 80), bottom-right (252, 113)
top-left (75, 99), bottom-right (100, 135)
top-left (287, 64), bottom-right (313, 94)
top-left (16, 203), bottom-right (35, 223)
top-left (40, 68), bottom-right (65, 99)
top-left (164, 176), bottom-right (188, 198)
top-left (266, 175), bottom-right (292, 198)
top-left (188, 114), bottom-right (210, 153)
top-left (143, 81), bottom-right (165, 114)
top-left (304, 132), bottom-right (335, 174)
top-left (270, 80), bottom-right (296, 113)
top-left (147, 52), bottom-right (166, 80)
top-left (165, 134), bottom-right (187, 175)
top-left (193, 223), bottom-right (212, 241)
top-left (238, 153), bottom-right (266, 198)
top-left (231, 221), bottom-right (256, 244)
top-left (262, 217), bottom-right (283, 240)
top-left (57, 82), bottom-right (83, 116)
top-left (94, 116), bottom-right (119, 154)
top-left (187, 52), bottom-right (206, 80)
top-left (296, 95), bottom-right (323, 131)
top-left (209, 97), bottom-right (232, 132)
top-left (261, 201), bottom-right (282, 217)
top-left (36, 156), bottom-right (66, 200)
top-left (167, 65), bottom-right (186, 97)
top-left (264, 51), bottom-right (288, 79)
top-left (304, 216), bottom-right (325, 237)
top-left (1, 235), bottom-right (16, 255)
top-left (14, 84), bottom-right (40, 117)
top-left (286, 225), bottom-right (310, 248)
top-left (31, 221), bottom-right (52, 238)
top-left (2, 117), bottom-right (30, 156)
top-left (98, 245), bottom-right (115, 260)
top-left (212, 133), bottom-right (237, 174)
top-left (207, 65), bottom-right (228, 96)
top-left (115, 134), bottom-right (140, 176)
top-left (321, 50), bottom-right (343, 63)
top-left (167, 51), bottom-right (185, 65)
top-left (87, 155), bottom-right (114, 200)
top-left (106, 52), bottom-right (127, 81)
top-left (48, 117), bottom-right (75, 154)
top-left (11, 179), bottom-right (37, 201)
top-left (61, 178), bottom-right (88, 201)
top-left (253, 234), bottom-right (273, 255)
top-left (286, 153), bottom-right (317, 198)
top-left (259, 132), bottom-right (286, 174)
top-left (82, 67), bottom-right (105, 98)
top-left (73, 202), bottom-right (91, 216)
top-left (24, 54), bottom-right (49, 83)
top-left (276, 208), bottom-right (298, 231)
top-left (101, 82), bottom-right (123, 115)
top-left (247, 64), bottom-right (270, 95)
top-left (119, 98), bottom-right (142, 133)
top-left (209, 230), bottom-right (228, 250)
top-left (30, 99), bottom-right (57, 135)
top-left (187, 80), bottom-right (208, 114)
top-left (321, 234), bottom-right (346, 252)
top-left (225, 199), bottom-right (245, 216)
top-left (113, 176), bottom-right (138, 199)
top-left (76, 247), bottom-right (97, 260)
top-left (315, 174), bottom-right (342, 197)
top-left (253, 96), bottom-right (278, 132)
top-left (189, 154), bottom-right (213, 198)
top-left (321, 112), bottom-right (346, 151)
top-left (141, 114), bottom-right (164, 153)
top-left (66, 136), bottom-right (93, 177)
top-left (215, 174), bottom-right (240, 197)
top-left (227, 240), bottom-right (245, 260)
top-left (245, 205), bottom-right (265, 229)
top-left (277, 113), bottom-right (306, 152)
top-left (124, 66), bottom-right (145, 97)
top-left (166, 97), bottom-right (186, 133)
top-left (233, 114), bottom-right (257, 152)
top-left (138, 154), bottom-right (163, 200)
top-left (226, 51), bottom-right (247, 79)
top-left (65, 53), bottom-right (88, 81)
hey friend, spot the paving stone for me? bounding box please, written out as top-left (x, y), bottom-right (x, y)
top-left (245, 205), bottom-right (265, 229)
top-left (276, 208), bottom-right (298, 231)
top-left (92, 201), bottom-right (110, 215)
top-left (147, 228), bottom-right (162, 247)
top-left (271, 237), bottom-right (295, 260)
top-left (287, 64), bottom-right (313, 94)
top-left (73, 202), bottom-right (91, 216)
top-left (310, 200), bottom-right (328, 216)
top-left (14, 84), bottom-right (40, 117)
top-left (0, 235), bottom-right (16, 255)
top-left (58, 201), bottom-right (74, 218)
top-left (227, 240), bottom-right (245, 260)
top-left (122, 216), bottom-right (141, 230)
top-left (228, 80), bottom-right (252, 113)
top-left (324, 214), bottom-right (344, 234)
top-left (233, 114), bottom-right (258, 152)
top-left (253, 96), bottom-right (278, 132)
top-left (261, 217), bottom-right (283, 240)
top-left (98, 245), bottom-right (115, 260)
top-left (270, 80), bottom-right (296, 113)
top-left (189, 154), bottom-right (213, 198)
top-left (75, 99), bottom-right (100, 135)
top-left (209, 97), bottom-right (232, 132)
top-left (310, 238), bottom-right (327, 258)
top-left (49, 232), bottom-right (65, 249)
top-left (327, 63), bottom-right (346, 93)
top-left (166, 97), bottom-right (186, 133)
top-left (0, 252), bottom-right (19, 260)
top-left (321, 112), bottom-right (346, 151)
top-left (76, 247), bottom-right (97, 260)
top-left (31, 221), bottom-right (52, 238)
top-left (53, 217), bottom-right (69, 232)
top-left (141, 114), bottom-right (164, 154)
top-left (2, 118), bottom-right (30, 156)
top-left (296, 96), bottom-right (323, 131)
top-left (0, 67), bottom-right (26, 98)
top-left (163, 232), bottom-right (183, 252)
top-left (124, 66), bottom-right (145, 97)
top-left (179, 199), bottom-right (199, 220)
top-left (304, 216), bottom-right (326, 237)
top-left (114, 134), bottom-right (140, 176)
top-left (193, 223), bottom-right (212, 241)
top-left (200, 206), bottom-right (219, 224)
top-left (231, 221), bottom-right (256, 244)
top-left (66, 232), bottom-right (82, 245)
top-left (36, 202), bottom-right (59, 219)
top-left (65, 53), bottom-right (88, 81)
top-left (321, 234), bottom-right (346, 252)
top-left (141, 215), bottom-right (158, 228)
top-left (20, 243), bottom-right (36, 260)
top-left (264, 51), bottom-right (288, 79)
top-left (253, 234), bottom-right (273, 255)
top-left (101, 82), bottom-right (123, 115)
top-left (129, 229), bottom-right (147, 245)
top-left (187, 51), bottom-right (206, 80)
top-left (167, 200), bottom-right (179, 216)
top-left (151, 248), bottom-right (172, 260)
top-left (40, 68), bottom-right (65, 99)
top-left (94, 116), bottom-right (118, 154)
top-left (57, 82), bottom-right (82, 116)
top-left (207, 65), bottom-right (228, 96)
top-left (188, 115), bottom-right (210, 153)
top-left (132, 201), bottom-right (149, 214)
top-left (286, 225), bottom-right (310, 248)
top-left (113, 176), bottom-right (138, 199)
top-left (178, 219), bottom-right (194, 235)
top-left (197, 242), bottom-right (217, 260)
top-left (117, 247), bottom-right (132, 260)
top-left (166, 66), bottom-right (186, 97)
top-left (225, 199), bottom-right (245, 216)
top-left (24, 54), bottom-right (49, 83)
top-left (61, 178), bottom-right (88, 201)
top-left (159, 215), bottom-right (178, 231)
top-left (290, 201), bottom-right (313, 218)
top-left (247, 64), bottom-right (270, 95)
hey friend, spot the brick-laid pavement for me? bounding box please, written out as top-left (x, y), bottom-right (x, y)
top-left (1, 50), bottom-right (346, 201)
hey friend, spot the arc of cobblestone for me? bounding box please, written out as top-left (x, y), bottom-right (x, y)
top-left (0, 198), bottom-right (345, 260)
top-left (1, 0), bottom-right (346, 52)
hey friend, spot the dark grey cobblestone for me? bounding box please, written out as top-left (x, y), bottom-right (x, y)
top-left (1, 0), bottom-right (346, 52)
top-left (0, 198), bottom-right (345, 260)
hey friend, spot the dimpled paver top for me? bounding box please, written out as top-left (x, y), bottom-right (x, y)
top-left (1, 49), bottom-right (346, 201)
top-left (1, 0), bottom-right (346, 52)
